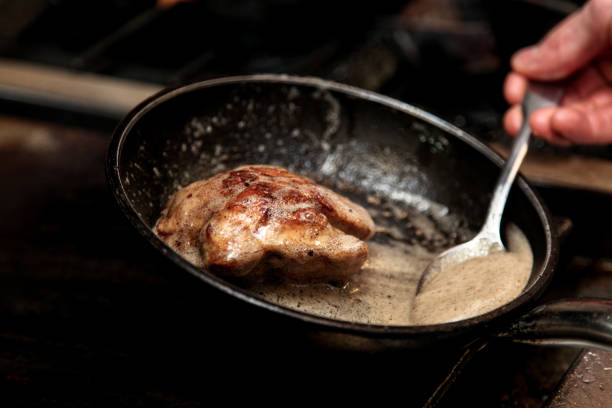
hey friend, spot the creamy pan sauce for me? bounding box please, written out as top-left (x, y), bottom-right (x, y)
top-left (246, 223), bottom-right (532, 326)
top-left (411, 223), bottom-right (532, 325)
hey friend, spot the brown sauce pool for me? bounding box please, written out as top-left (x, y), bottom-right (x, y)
top-left (244, 223), bottom-right (532, 326)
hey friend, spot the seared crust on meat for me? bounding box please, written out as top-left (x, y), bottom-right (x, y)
top-left (155, 165), bottom-right (375, 281)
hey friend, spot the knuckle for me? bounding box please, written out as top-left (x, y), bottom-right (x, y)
top-left (586, 0), bottom-right (612, 24)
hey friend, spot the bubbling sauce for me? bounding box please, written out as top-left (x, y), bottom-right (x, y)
top-left (247, 240), bottom-right (432, 325)
top-left (246, 223), bottom-right (532, 326)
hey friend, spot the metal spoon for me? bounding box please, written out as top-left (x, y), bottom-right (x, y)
top-left (416, 81), bottom-right (564, 294)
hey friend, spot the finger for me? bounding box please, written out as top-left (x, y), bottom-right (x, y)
top-left (505, 105), bottom-right (571, 145)
top-left (511, 2), bottom-right (612, 80)
top-left (525, 107), bottom-right (571, 145)
top-left (503, 72), bottom-right (527, 105)
top-left (552, 105), bottom-right (612, 144)
top-left (529, 107), bottom-right (557, 141)
top-left (563, 65), bottom-right (611, 104)
top-left (503, 105), bottom-right (522, 136)
top-left (590, 88), bottom-right (612, 108)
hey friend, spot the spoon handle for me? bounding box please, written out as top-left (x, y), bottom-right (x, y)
top-left (481, 82), bottom-right (564, 238)
top-left (481, 110), bottom-right (531, 238)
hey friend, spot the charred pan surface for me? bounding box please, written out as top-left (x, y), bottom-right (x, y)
top-left (155, 165), bottom-right (375, 282)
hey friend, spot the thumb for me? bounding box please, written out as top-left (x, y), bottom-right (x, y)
top-left (511, 0), bottom-right (612, 80)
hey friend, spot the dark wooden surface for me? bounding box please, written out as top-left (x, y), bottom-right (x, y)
top-left (1, 114), bottom-right (611, 407)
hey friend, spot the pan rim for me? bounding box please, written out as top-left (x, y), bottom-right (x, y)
top-left (106, 74), bottom-right (557, 337)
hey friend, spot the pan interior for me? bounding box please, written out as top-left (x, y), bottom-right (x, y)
top-left (116, 78), bottom-right (550, 327)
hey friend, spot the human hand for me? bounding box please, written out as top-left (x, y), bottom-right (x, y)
top-left (503, 0), bottom-right (612, 145)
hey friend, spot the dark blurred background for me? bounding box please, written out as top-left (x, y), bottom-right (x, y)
top-left (0, 0), bottom-right (586, 135)
top-left (2, 1), bottom-right (612, 407)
